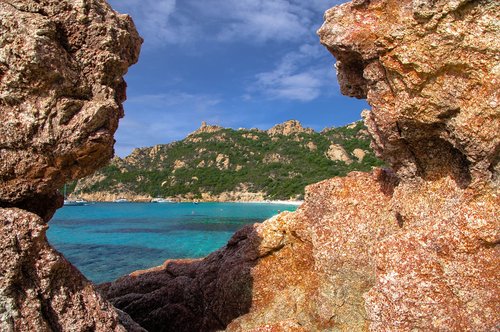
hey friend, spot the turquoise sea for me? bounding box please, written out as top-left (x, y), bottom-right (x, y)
top-left (47, 202), bottom-right (298, 284)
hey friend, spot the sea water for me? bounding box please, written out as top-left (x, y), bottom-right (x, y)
top-left (47, 202), bottom-right (298, 284)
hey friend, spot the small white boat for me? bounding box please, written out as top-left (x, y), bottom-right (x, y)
top-left (62, 185), bottom-right (88, 206)
top-left (113, 198), bottom-right (128, 203)
top-left (151, 198), bottom-right (174, 203)
top-left (63, 199), bottom-right (87, 206)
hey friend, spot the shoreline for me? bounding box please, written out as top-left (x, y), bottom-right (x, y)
top-left (67, 198), bottom-right (303, 206)
top-left (233, 200), bottom-right (303, 206)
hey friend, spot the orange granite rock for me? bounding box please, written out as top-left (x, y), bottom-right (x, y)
top-left (318, 0), bottom-right (499, 185)
top-left (104, 1), bottom-right (499, 331)
top-left (318, 0), bottom-right (500, 330)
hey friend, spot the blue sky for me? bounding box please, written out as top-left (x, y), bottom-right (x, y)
top-left (108, 0), bottom-right (368, 157)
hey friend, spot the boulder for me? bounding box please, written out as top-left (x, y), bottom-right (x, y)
top-left (267, 120), bottom-right (314, 136)
top-left (352, 148), bottom-right (366, 162)
top-left (325, 143), bottom-right (353, 164)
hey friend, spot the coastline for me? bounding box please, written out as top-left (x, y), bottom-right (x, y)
top-left (233, 200), bottom-right (303, 206)
top-left (67, 198), bottom-right (303, 205)
top-left (71, 192), bottom-right (303, 205)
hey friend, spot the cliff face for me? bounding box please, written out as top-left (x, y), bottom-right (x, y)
top-left (0, 0), bottom-right (142, 330)
top-left (318, 0), bottom-right (499, 186)
top-left (0, 0), bottom-right (142, 219)
top-left (103, 0), bottom-right (499, 331)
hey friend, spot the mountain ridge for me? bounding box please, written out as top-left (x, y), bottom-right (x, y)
top-left (69, 119), bottom-right (384, 201)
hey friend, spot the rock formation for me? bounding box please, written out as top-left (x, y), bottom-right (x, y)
top-left (267, 120), bottom-right (314, 136)
top-left (325, 143), bottom-right (353, 164)
top-left (318, 2), bottom-right (499, 327)
top-left (0, 0), bottom-right (142, 219)
top-left (0, 0), bottom-right (141, 330)
top-left (189, 121), bottom-right (224, 136)
top-left (319, 0), bottom-right (499, 186)
top-left (103, 0), bottom-right (499, 331)
top-left (102, 170), bottom-right (400, 331)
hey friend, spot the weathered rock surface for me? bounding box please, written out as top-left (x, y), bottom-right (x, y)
top-left (0, 0), bottom-right (141, 218)
top-left (103, 0), bottom-right (499, 331)
top-left (365, 177), bottom-right (499, 331)
top-left (318, 0), bottom-right (499, 185)
top-left (101, 170), bottom-right (400, 331)
top-left (0, 0), bottom-right (141, 330)
top-left (267, 120), bottom-right (314, 136)
top-left (0, 208), bottom-right (132, 331)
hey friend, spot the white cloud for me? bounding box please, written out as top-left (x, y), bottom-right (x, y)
top-left (256, 70), bottom-right (323, 101)
top-left (250, 43), bottom-right (337, 101)
top-left (206, 0), bottom-right (312, 42)
top-left (109, 0), bottom-right (197, 46)
top-left (110, 0), bottom-right (348, 46)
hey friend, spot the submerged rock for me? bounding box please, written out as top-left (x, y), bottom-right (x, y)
top-left (0, 0), bottom-right (141, 330)
top-left (104, 0), bottom-right (499, 331)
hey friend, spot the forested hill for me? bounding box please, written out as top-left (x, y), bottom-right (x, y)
top-left (70, 120), bottom-right (384, 201)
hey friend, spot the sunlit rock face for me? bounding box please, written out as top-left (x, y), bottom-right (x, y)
top-left (318, 0), bottom-right (499, 185)
top-left (318, 0), bottom-right (500, 330)
top-left (0, 0), bottom-right (142, 219)
top-left (104, 1), bottom-right (499, 331)
top-left (0, 0), bottom-right (141, 330)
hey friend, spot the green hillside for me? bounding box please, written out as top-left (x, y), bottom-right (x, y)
top-left (71, 120), bottom-right (384, 201)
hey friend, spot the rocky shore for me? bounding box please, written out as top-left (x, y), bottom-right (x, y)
top-left (0, 0), bottom-right (498, 331)
top-left (103, 0), bottom-right (500, 331)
